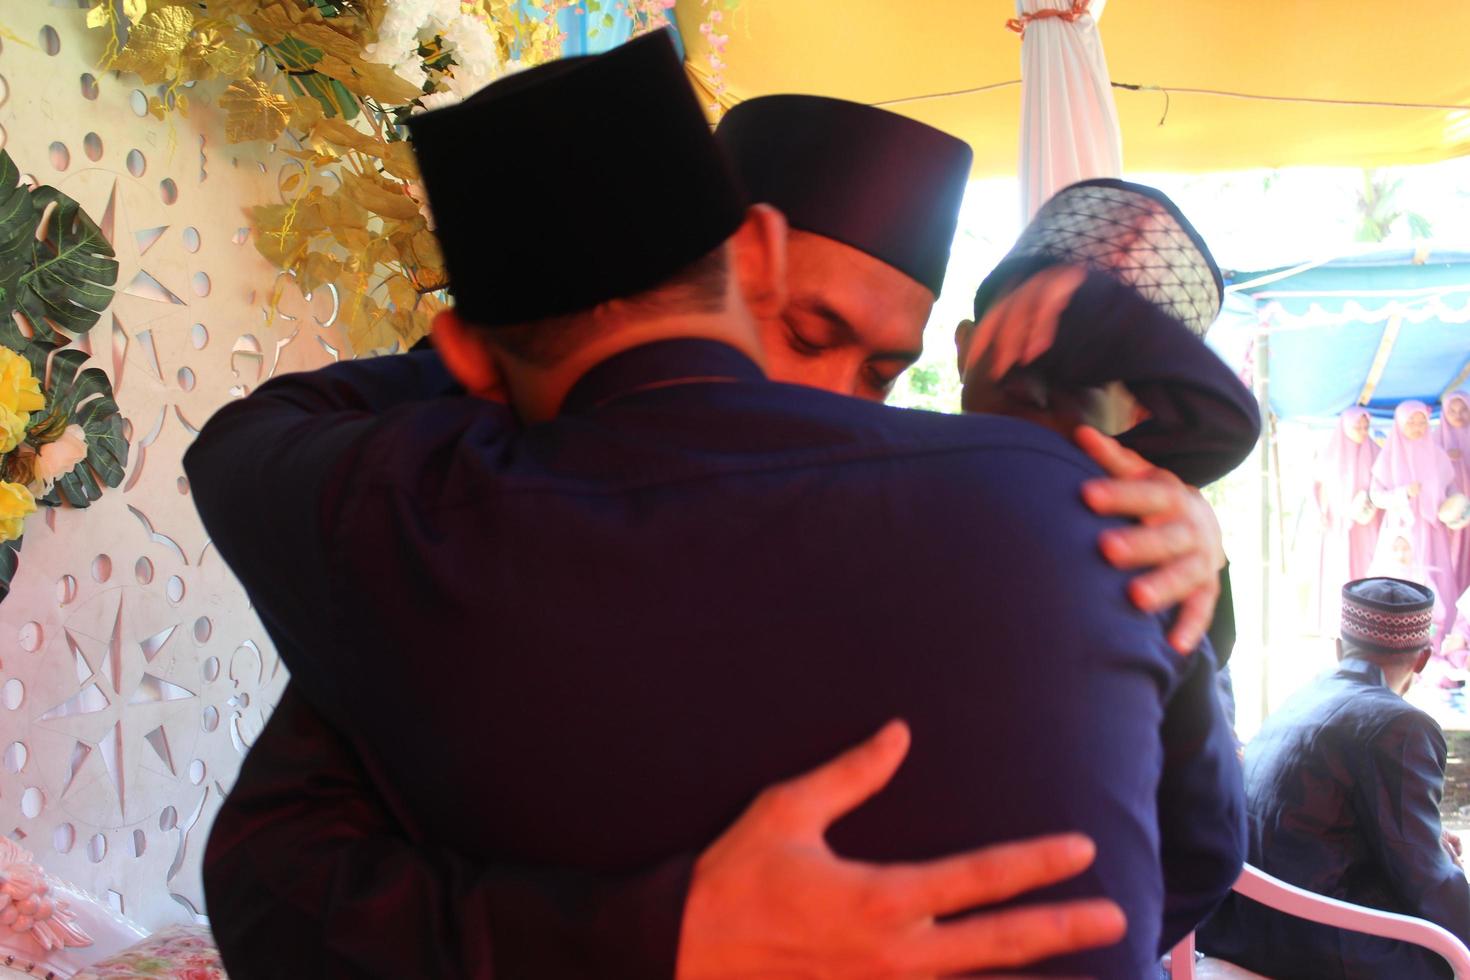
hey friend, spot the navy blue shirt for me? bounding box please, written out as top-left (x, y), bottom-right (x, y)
top-left (187, 338), bottom-right (1244, 978)
top-left (1200, 658), bottom-right (1470, 979)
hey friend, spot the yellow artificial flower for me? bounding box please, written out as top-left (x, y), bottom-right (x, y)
top-left (0, 348), bottom-right (43, 455)
top-left (0, 408), bottom-right (28, 457)
top-left (0, 481), bottom-right (36, 543)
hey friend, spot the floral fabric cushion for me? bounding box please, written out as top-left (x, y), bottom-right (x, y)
top-left (73, 925), bottom-right (225, 980)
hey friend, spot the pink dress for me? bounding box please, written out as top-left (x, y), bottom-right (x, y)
top-left (1448, 586), bottom-right (1470, 670)
top-left (1370, 400), bottom-right (1458, 647)
top-left (1439, 390), bottom-right (1470, 603)
top-left (1311, 408), bottom-right (1382, 632)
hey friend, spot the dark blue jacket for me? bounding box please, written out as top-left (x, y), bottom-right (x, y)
top-left (189, 334), bottom-right (1245, 979)
top-left (1199, 658), bottom-right (1470, 979)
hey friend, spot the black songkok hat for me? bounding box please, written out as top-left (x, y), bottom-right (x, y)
top-left (1341, 577), bottom-right (1436, 655)
top-left (716, 96), bottom-right (973, 297)
top-left (973, 179), bottom-right (1224, 337)
top-left (406, 30), bottom-right (746, 326)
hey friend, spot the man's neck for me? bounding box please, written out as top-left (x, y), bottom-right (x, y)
top-left (1344, 655), bottom-right (1413, 697)
top-left (500, 312), bottom-right (766, 422)
top-left (1382, 670), bottom-right (1413, 698)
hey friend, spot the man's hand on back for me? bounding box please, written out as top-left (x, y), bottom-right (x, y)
top-left (677, 721), bottom-right (1126, 979)
top-left (1074, 427), bottom-right (1225, 655)
top-left (956, 268), bottom-right (1230, 655)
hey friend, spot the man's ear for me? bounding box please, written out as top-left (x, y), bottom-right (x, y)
top-left (954, 319), bottom-right (976, 378)
top-left (431, 309), bottom-right (505, 401)
top-left (1335, 637), bottom-right (1345, 663)
top-left (1414, 648), bottom-right (1432, 675)
top-left (729, 203), bottom-right (788, 321)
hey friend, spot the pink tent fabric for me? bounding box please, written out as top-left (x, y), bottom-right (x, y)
top-left (1370, 400), bottom-right (1457, 645)
top-left (1439, 390), bottom-right (1470, 602)
top-left (1311, 408), bottom-right (1382, 632)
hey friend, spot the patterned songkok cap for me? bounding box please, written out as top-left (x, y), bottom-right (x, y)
top-left (973, 178), bottom-right (1224, 336)
top-left (1340, 577), bottom-right (1436, 654)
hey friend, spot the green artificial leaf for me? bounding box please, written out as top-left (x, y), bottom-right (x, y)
top-left (38, 348), bottom-right (128, 508)
top-left (272, 38), bottom-right (361, 120)
top-left (0, 150), bottom-right (119, 345)
top-left (284, 71), bottom-right (361, 120)
top-left (273, 35), bottom-right (324, 68)
top-left (15, 338), bottom-right (55, 393)
top-left (16, 189), bottom-right (119, 342)
top-left (0, 536), bottom-right (19, 606)
top-left (0, 151), bottom-right (126, 608)
top-left (0, 151), bottom-right (32, 299)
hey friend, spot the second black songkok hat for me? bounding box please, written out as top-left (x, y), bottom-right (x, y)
top-left (406, 30), bottom-right (746, 326)
top-left (716, 96), bottom-right (973, 297)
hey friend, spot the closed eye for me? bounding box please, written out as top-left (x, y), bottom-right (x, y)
top-left (783, 316), bottom-right (831, 357)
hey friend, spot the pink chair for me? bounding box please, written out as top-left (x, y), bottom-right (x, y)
top-left (1169, 864), bottom-right (1470, 980)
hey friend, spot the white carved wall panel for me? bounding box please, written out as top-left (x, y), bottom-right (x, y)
top-left (0, 0), bottom-right (336, 932)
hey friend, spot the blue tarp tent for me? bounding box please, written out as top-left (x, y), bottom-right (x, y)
top-left (1212, 249), bottom-right (1470, 421)
top-left (1206, 250), bottom-right (1470, 728)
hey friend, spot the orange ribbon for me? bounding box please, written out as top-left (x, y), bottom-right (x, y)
top-left (1006, 0), bottom-right (1092, 37)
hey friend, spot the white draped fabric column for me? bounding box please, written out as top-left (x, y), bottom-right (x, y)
top-left (1015, 0), bottom-right (1123, 219)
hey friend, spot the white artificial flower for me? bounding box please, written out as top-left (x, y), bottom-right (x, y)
top-left (366, 3), bottom-right (512, 110)
top-left (417, 89), bottom-right (463, 112)
top-left (443, 15), bottom-right (501, 71)
top-left (366, 0), bottom-right (438, 68)
top-left (28, 425), bottom-right (87, 496)
top-left (408, 12), bottom-right (519, 108)
top-left (428, 0), bottom-right (464, 30)
top-left (392, 60), bottom-right (429, 91)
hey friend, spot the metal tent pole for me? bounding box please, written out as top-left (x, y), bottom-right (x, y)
top-left (1256, 326), bottom-right (1273, 723)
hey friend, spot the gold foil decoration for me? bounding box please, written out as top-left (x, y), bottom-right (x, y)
top-left (108, 5), bottom-right (195, 84)
top-left (220, 79), bottom-right (292, 144)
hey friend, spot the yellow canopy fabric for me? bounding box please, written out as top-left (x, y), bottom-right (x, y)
top-left (674, 2), bottom-right (1470, 176)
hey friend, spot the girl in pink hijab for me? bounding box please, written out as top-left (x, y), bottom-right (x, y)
top-left (1446, 585), bottom-right (1470, 670)
top-left (1311, 407), bottom-right (1382, 631)
top-left (1371, 399), bottom-right (1458, 645)
top-left (1439, 390), bottom-right (1470, 599)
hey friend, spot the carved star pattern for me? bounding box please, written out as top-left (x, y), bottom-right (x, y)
top-left (92, 174), bottom-right (189, 395)
top-left (35, 589), bottom-right (195, 825)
